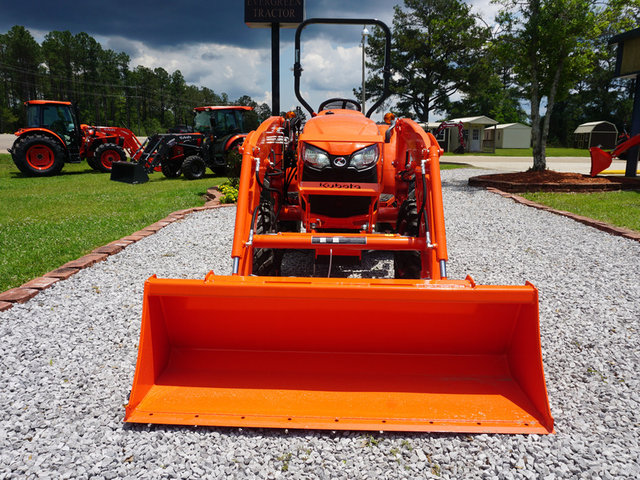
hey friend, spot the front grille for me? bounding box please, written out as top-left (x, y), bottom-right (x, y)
top-left (302, 165), bottom-right (377, 183)
top-left (309, 195), bottom-right (371, 218)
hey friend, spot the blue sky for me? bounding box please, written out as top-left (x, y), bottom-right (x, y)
top-left (1, 1), bottom-right (499, 117)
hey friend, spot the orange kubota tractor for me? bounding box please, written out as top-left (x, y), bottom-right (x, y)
top-left (124, 19), bottom-right (554, 434)
top-left (9, 100), bottom-right (142, 176)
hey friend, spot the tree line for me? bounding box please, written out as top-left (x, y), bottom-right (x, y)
top-left (364, 0), bottom-right (639, 169)
top-left (0, 26), bottom-right (271, 135)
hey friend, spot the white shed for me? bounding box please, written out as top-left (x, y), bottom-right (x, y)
top-left (495, 123), bottom-right (531, 149)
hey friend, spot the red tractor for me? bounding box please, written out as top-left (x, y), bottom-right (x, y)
top-left (111, 106), bottom-right (252, 183)
top-left (9, 100), bottom-right (141, 176)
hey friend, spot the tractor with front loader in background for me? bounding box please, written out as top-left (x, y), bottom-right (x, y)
top-left (9, 100), bottom-right (141, 176)
top-left (124, 18), bottom-right (553, 434)
top-left (110, 106), bottom-right (251, 183)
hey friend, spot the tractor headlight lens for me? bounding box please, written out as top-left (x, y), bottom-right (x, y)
top-left (302, 144), bottom-right (330, 169)
top-left (350, 144), bottom-right (379, 169)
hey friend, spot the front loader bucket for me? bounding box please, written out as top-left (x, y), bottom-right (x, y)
top-left (125, 275), bottom-right (554, 434)
top-left (589, 147), bottom-right (613, 177)
top-left (110, 161), bottom-right (149, 184)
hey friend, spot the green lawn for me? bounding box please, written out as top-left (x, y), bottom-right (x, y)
top-left (1, 151), bottom-right (635, 293)
top-left (440, 162), bottom-right (470, 169)
top-left (521, 190), bottom-right (640, 232)
top-left (445, 147), bottom-right (589, 157)
top-left (0, 153), bottom-right (224, 292)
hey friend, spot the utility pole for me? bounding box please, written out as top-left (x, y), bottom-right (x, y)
top-left (361, 26), bottom-right (369, 113)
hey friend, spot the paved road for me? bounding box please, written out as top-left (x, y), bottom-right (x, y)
top-left (1, 133), bottom-right (15, 152)
top-left (444, 154), bottom-right (629, 175)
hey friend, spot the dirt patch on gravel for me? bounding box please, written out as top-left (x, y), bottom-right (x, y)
top-left (469, 170), bottom-right (640, 192)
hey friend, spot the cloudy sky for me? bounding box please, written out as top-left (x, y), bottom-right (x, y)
top-left (0, 1), bottom-right (499, 117)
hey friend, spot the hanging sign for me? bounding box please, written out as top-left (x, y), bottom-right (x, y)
top-left (245, 0), bottom-right (305, 28)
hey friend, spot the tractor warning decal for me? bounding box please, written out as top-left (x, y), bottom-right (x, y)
top-left (311, 236), bottom-right (367, 244)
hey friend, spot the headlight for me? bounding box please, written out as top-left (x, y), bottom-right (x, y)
top-left (350, 144), bottom-right (379, 169)
top-left (302, 144), bottom-right (330, 169)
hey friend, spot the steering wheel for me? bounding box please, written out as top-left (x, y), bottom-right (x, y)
top-left (318, 98), bottom-right (362, 112)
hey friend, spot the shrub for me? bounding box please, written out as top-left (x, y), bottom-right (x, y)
top-left (218, 182), bottom-right (239, 203)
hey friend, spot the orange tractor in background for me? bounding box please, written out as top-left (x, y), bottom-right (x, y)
top-left (9, 100), bottom-right (142, 176)
top-left (124, 19), bottom-right (554, 434)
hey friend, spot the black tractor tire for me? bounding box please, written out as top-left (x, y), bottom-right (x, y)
top-left (394, 186), bottom-right (422, 279)
top-left (86, 156), bottom-right (100, 171)
top-left (182, 155), bottom-right (206, 180)
top-left (161, 160), bottom-right (182, 178)
top-left (253, 202), bottom-right (282, 276)
top-left (93, 143), bottom-right (126, 173)
top-left (11, 134), bottom-right (65, 177)
top-left (219, 141), bottom-right (243, 176)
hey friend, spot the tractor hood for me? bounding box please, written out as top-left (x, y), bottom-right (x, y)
top-left (300, 110), bottom-right (382, 156)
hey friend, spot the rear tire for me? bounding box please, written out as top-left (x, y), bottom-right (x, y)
top-left (253, 202), bottom-right (282, 276)
top-left (182, 155), bottom-right (206, 180)
top-left (394, 186), bottom-right (422, 279)
top-left (94, 143), bottom-right (126, 173)
top-left (11, 134), bottom-right (65, 176)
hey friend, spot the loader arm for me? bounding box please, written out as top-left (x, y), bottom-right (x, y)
top-left (590, 133), bottom-right (640, 176)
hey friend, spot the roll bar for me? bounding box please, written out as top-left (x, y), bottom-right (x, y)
top-left (293, 18), bottom-right (392, 118)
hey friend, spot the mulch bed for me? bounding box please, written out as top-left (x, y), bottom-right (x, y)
top-left (468, 170), bottom-right (640, 193)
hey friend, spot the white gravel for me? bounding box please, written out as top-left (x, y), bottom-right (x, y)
top-left (1, 168), bottom-right (639, 479)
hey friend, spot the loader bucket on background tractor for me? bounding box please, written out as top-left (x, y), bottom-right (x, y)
top-left (110, 161), bottom-right (149, 184)
top-left (124, 274), bottom-right (554, 434)
top-left (590, 133), bottom-right (640, 176)
top-left (589, 147), bottom-right (613, 177)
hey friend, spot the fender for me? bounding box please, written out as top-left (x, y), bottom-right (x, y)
top-left (224, 133), bottom-right (247, 151)
top-left (14, 128), bottom-right (67, 149)
top-left (7, 127), bottom-right (68, 153)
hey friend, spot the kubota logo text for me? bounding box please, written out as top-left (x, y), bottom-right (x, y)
top-left (319, 182), bottom-right (362, 189)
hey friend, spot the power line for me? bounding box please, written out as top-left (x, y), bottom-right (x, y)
top-left (1, 71), bottom-right (227, 107)
top-left (0, 60), bottom-right (231, 105)
top-left (0, 61), bottom-right (137, 90)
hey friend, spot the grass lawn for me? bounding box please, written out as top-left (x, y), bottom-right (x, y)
top-left (440, 162), bottom-right (470, 169)
top-left (1, 150), bottom-right (634, 293)
top-left (521, 190), bottom-right (640, 232)
top-left (0, 153), bottom-right (225, 292)
top-left (445, 147), bottom-right (589, 157)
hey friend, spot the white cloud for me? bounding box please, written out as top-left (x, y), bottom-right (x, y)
top-left (118, 39), bottom-right (273, 105)
top-left (470, 0), bottom-right (501, 25)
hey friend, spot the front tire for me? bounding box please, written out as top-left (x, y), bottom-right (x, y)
top-left (161, 160), bottom-right (182, 178)
top-left (11, 134), bottom-right (65, 176)
top-left (93, 143), bottom-right (126, 173)
top-left (182, 155), bottom-right (206, 180)
top-left (252, 202), bottom-right (282, 276)
top-left (394, 186), bottom-right (422, 279)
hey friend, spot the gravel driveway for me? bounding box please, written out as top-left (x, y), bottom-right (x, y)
top-left (1, 168), bottom-right (638, 479)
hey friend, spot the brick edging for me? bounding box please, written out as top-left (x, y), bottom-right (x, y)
top-left (0, 187), bottom-right (234, 312)
top-left (486, 187), bottom-right (640, 243)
